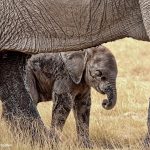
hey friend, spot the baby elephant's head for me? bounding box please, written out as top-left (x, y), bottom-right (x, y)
top-left (61, 45), bottom-right (118, 110)
top-left (84, 46), bottom-right (118, 110)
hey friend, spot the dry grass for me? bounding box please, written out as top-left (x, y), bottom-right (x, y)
top-left (1, 38), bottom-right (150, 149)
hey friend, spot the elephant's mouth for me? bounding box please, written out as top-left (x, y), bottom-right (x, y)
top-left (99, 90), bottom-right (105, 95)
top-left (97, 86), bottom-right (105, 95)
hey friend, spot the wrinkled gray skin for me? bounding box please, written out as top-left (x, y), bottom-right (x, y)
top-left (0, 0), bottom-right (149, 52)
top-left (0, 0), bottom-right (150, 145)
top-left (26, 46), bottom-right (117, 147)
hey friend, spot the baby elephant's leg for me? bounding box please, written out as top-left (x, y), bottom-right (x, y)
top-left (73, 91), bottom-right (92, 148)
top-left (51, 92), bottom-right (73, 142)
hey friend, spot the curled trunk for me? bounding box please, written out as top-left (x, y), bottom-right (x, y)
top-left (101, 84), bottom-right (117, 110)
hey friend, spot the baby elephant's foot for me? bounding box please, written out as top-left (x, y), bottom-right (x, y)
top-left (79, 139), bottom-right (93, 149)
top-left (49, 129), bottom-right (62, 146)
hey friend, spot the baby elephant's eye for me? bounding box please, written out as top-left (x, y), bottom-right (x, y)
top-left (95, 70), bottom-right (102, 77)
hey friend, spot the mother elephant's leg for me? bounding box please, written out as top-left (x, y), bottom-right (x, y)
top-left (0, 51), bottom-right (48, 144)
top-left (144, 98), bottom-right (150, 146)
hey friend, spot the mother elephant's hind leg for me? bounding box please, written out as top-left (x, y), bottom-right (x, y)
top-left (0, 51), bottom-right (48, 145)
top-left (144, 98), bottom-right (150, 147)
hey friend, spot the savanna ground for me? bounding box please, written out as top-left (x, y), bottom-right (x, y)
top-left (1, 38), bottom-right (150, 150)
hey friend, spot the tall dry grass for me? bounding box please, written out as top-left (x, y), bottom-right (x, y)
top-left (1, 38), bottom-right (150, 149)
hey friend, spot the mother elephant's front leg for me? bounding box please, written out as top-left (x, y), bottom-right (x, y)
top-left (0, 51), bottom-right (48, 145)
top-left (73, 90), bottom-right (92, 148)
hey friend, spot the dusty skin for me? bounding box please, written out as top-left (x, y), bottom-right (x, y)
top-left (1, 38), bottom-right (150, 149)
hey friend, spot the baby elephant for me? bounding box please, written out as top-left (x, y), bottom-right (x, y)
top-left (26, 46), bottom-right (118, 147)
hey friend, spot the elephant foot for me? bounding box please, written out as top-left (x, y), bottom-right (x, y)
top-left (78, 139), bottom-right (93, 149)
top-left (47, 129), bottom-right (64, 149)
top-left (49, 128), bottom-right (63, 144)
top-left (0, 51), bottom-right (49, 146)
top-left (2, 114), bottom-right (50, 146)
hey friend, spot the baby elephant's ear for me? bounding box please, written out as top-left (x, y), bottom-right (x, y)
top-left (61, 51), bottom-right (86, 84)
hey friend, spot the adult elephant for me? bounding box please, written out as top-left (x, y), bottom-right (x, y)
top-left (0, 0), bottom-right (150, 145)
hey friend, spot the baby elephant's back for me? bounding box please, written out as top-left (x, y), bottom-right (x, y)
top-left (29, 53), bottom-right (66, 78)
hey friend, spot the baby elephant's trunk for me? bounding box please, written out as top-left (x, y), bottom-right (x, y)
top-left (101, 84), bottom-right (117, 110)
